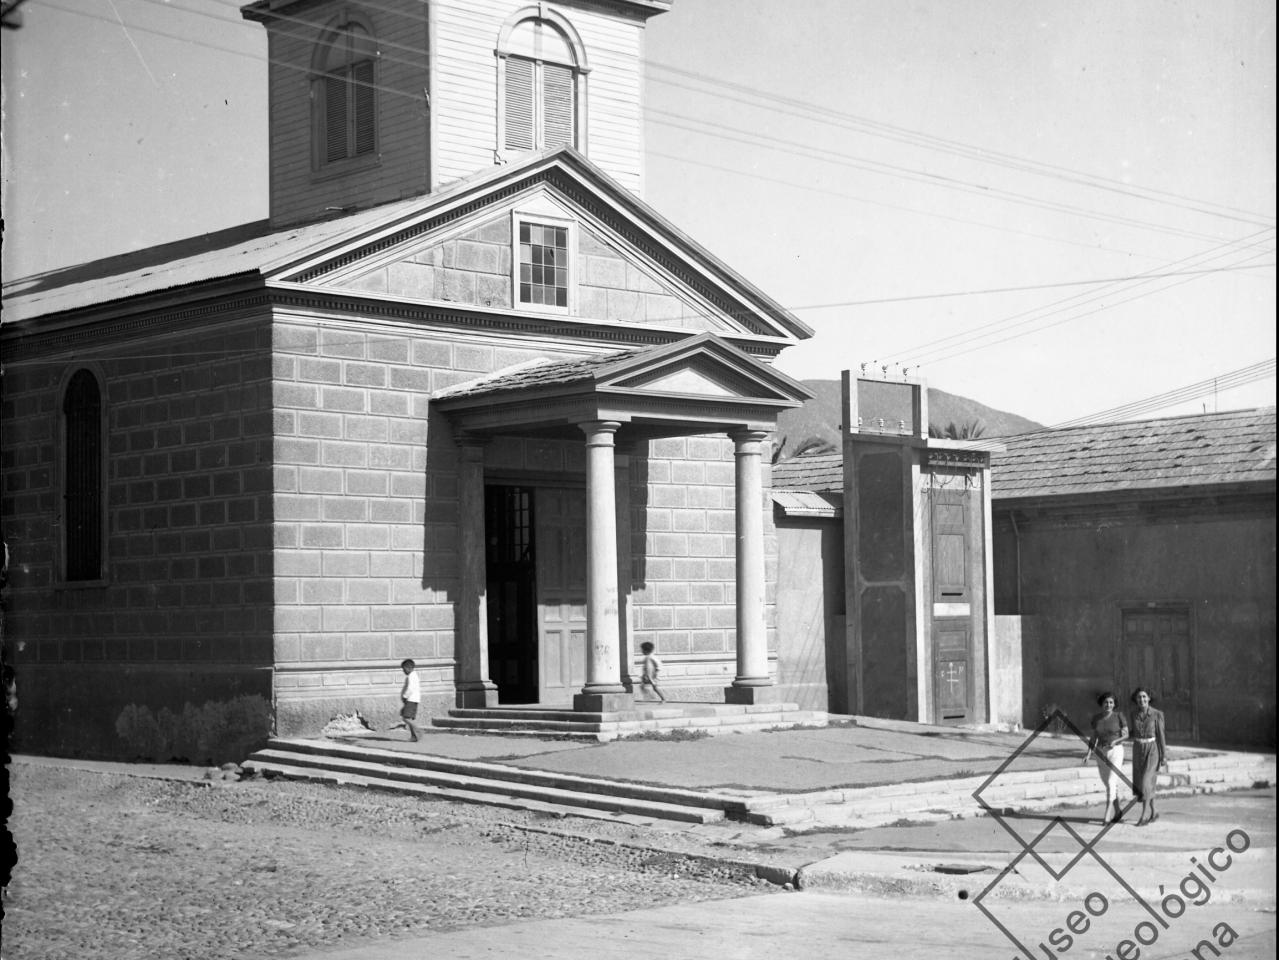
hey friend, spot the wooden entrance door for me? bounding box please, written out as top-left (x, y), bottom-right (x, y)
top-left (1122, 609), bottom-right (1195, 741)
top-left (535, 488), bottom-right (588, 704)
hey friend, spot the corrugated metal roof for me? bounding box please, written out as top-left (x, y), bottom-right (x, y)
top-left (991, 407), bottom-right (1277, 500)
top-left (0, 197), bottom-right (429, 324)
top-left (771, 453), bottom-right (842, 492)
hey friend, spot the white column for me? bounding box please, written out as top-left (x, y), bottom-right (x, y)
top-left (727, 429), bottom-right (774, 702)
top-left (454, 435), bottom-right (497, 708)
top-left (575, 421), bottom-right (630, 711)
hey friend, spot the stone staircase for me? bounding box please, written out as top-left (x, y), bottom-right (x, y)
top-left (242, 736), bottom-right (1274, 829)
top-left (242, 737), bottom-right (753, 824)
top-left (430, 702), bottom-right (828, 740)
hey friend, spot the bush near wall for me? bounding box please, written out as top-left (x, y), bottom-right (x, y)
top-left (115, 694), bottom-right (273, 765)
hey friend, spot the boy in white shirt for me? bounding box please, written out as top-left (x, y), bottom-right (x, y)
top-left (399, 658), bottom-right (423, 742)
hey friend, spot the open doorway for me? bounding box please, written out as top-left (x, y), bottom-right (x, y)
top-left (485, 486), bottom-right (538, 703)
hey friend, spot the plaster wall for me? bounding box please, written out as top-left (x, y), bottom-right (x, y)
top-left (996, 508), bottom-right (1276, 746)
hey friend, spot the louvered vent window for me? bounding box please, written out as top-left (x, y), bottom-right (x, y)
top-left (317, 21), bottom-right (377, 165)
top-left (63, 369), bottom-right (103, 582)
top-left (501, 19), bottom-right (579, 154)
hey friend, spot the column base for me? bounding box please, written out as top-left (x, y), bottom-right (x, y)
top-left (573, 691), bottom-right (633, 713)
top-left (455, 682), bottom-right (500, 709)
top-left (724, 683), bottom-right (780, 705)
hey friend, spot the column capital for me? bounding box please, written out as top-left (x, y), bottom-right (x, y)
top-left (729, 428), bottom-right (771, 451)
top-left (578, 420), bottom-right (622, 443)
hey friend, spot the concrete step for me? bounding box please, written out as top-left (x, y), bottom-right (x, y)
top-left (430, 705), bottom-right (827, 741)
top-left (247, 738), bottom-right (746, 813)
top-left (239, 760), bottom-right (711, 825)
top-left (242, 747), bottom-right (727, 824)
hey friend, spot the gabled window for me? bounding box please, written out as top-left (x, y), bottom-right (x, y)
top-left (514, 214), bottom-right (574, 312)
top-left (497, 16), bottom-right (587, 157)
top-left (62, 369), bottom-right (105, 583)
top-left (314, 18), bottom-right (378, 167)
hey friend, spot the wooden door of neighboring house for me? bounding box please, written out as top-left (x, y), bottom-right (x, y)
top-left (931, 487), bottom-right (975, 723)
top-left (535, 487), bottom-right (588, 704)
top-left (1121, 608), bottom-right (1196, 741)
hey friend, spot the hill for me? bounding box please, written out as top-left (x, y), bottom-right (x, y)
top-left (774, 379), bottom-right (1043, 456)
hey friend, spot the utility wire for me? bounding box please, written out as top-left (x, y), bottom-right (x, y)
top-left (40, 1), bottom-right (425, 104)
top-left (884, 231), bottom-right (1276, 363)
top-left (913, 246), bottom-right (1275, 368)
top-left (647, 60), bottom-right (1276, 229)
top-left (58, 0), bottom-right (1272, 250)
top-left (647, 149), bottom-right (1169, 260)
top-left (1047, 359), bottom-right (1276, 428)
top-left (652, 110), bottom-right (1233, 245)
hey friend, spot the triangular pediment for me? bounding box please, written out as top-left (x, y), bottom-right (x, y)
top-left (432, 333), bottom-right (813, 438)
top-left (267, 151), bottom-right (811, 344)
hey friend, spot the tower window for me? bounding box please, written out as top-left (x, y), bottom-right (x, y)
top-left (315, 19), bottom-right (377, 166)
top-left (62, 369), bottom-right (105, 582)
top-left (499, 17), bottom-right (584, 156)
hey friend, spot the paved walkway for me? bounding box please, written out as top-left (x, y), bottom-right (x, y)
top-left (333, 715), bottom-right (1180, 794)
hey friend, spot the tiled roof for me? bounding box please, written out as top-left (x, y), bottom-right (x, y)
top-left (771, 453), bottom-right (842, 491)
top-left (767, 408), bottom-right (1276, 503)
top-left (432, 347), bottom-right (645, 400)
top-left (990, 407), bottom-right (1277, 500)
top-left (772, 489), bottom-right (843, 518)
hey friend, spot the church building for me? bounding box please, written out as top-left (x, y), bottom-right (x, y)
top-left (1, 0), bottom-right (820, 756)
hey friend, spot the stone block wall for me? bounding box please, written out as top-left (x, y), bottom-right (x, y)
top-left (629, 434), bottom-right (777, 699)
top-left (0, 318), bottom-right (275, 757)
top-left (270, 319), bottom-right (553, 731)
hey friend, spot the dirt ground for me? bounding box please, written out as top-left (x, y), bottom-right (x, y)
top-left (3, 762), bottom-right (776, 960)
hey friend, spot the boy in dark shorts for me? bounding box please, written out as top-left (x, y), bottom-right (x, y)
top-left (399, 658), bottom-right (423, 742)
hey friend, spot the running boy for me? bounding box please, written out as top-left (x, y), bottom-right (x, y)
top-left (399, 658), bottom-right (423, 742)
top-left (639, 642), bottom-right (666, 702)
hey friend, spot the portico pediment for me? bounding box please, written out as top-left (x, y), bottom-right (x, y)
top-left (432, 333), bottom-right (814, 440)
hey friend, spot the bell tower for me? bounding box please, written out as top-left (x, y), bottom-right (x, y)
top-left (242, 0), bottom-right (672, 227)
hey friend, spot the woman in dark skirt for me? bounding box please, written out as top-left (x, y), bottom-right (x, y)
top-left (1129, 687), bottom-right (1168, 825)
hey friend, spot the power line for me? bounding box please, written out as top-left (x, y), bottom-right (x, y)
top-left (1047, 359), bottom-right (1277, 428)
top-left (883, 231), bottom-right (1276, 363)
top-left (647, 150), bottom-right (1170, 261)
top-left (40, 1), bottom-right (426, 104)
top-left (913, 247), bottom-right (1275, 368)
top-left (651, 110), bottom-right (1235, 246)
top-left (813, 263), bottom-right (1274, 308)
top-left (647, 60), bottom-right (1276, 230)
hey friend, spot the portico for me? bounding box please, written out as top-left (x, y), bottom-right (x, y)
top-left (433, 334), bottom-right (813, 713)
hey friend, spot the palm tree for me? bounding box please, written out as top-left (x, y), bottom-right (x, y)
top-left (771, 435), bottom-right (837, 464)
top-left (928, 420), bottom-right (986, 440)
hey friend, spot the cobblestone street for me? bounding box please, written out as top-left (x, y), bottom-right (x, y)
top-left (4, 762), bottom-right (776, 960)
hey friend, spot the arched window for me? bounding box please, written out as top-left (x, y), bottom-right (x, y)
top-left (62, 369), bottom-right (104, 582)
top-left (497, 14), bottom-right (588, 156)
top-left (314, 16), bottom-right (378, 166)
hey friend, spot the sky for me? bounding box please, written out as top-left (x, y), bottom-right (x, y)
top-left (2, 0), bottom-right (1275, 427)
